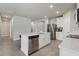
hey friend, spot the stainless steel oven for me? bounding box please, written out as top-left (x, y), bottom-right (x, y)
top-left (28, 35), bottom-right (39, 55)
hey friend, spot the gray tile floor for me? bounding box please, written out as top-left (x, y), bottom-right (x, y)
top-left (0, 36), bottom-right (62, 56)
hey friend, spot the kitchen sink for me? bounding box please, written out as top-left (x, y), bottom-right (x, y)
top-left (67, 34), bottom-right (79, 39)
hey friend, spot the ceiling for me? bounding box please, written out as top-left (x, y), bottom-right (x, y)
top-left (0, 3), bottom-right (76, 20)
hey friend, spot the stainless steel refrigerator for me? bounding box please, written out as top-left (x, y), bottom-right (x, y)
top-left (47, 24), bottom-right (57, 40)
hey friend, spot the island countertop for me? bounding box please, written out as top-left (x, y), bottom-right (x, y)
top-left (20, 32), bottom-right (50, 36)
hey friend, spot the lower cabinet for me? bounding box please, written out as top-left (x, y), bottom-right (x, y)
top-left (39, 33), bottom-right (50, 49)
top-left (56, 32), bottom-right (63, 40)
top-left (59, 48), bottom-right (79, 56)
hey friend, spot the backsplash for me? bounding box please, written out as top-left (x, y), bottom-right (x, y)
top-left (73, 22), bottom-right (79, 32)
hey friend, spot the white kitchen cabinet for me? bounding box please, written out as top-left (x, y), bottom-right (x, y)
top-left (59, 37), bottom-right (79, 56)
top-left (21, 35), bottom-right (28, 56)
top-left (20, 33), bottom-right (51, 56)
top-left (56, 32), bottom-right (63, 40)
top-left (59, 48), bottom-right (79, 56)
top-left (39, 33), bottom-right (50, 49)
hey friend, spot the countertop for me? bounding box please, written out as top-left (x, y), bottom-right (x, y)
top-left (69, 32), bottom-right (79, 35)
top-left (20, 32), bottom-right (50, 37)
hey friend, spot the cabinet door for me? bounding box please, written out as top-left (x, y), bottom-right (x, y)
top-left (39, 37), bottom-right (45, 49)
top-left (43, 34), bottom-right (50, 46)
top-left (39, 33), bottom-right (50, 49)
top-left (56, 32), bottom-right (63, 40)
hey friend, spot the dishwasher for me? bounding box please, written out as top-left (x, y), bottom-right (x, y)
top-left (28, 35), bottom-right (39, 55)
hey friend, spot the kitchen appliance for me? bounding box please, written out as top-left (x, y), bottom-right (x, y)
top-left (19, 34), bottom-right (21, 48)
top-left (28, 35), bottom-right (39, 55)
top-left (77, 9), bottom-right (79, 22)
top-left (57, 27), bottom-right (63, 32)
top-left (47, 24), bottom-right (57, 40)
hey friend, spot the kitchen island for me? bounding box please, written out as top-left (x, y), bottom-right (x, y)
top-left (59, 33), bottom-right (79, 56)
top-left (20, 32), bottom-right (50, 56)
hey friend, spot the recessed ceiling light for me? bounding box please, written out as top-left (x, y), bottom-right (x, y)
top-left (31, 22), bottom-right (35, 25)
top-left (56, 11), bottom-right (60, 14)
top-left (49, 5), bottom-right (53, 8)
top-left (44, 16), bottom-right (48, 18)
top-left (44, 16), bottom-right (47, 18)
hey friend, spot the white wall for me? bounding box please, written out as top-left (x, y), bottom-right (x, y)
top-left (0, 16), bottom-right (11, 36)
top-left (11, 16), bottom-right (31, 40)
